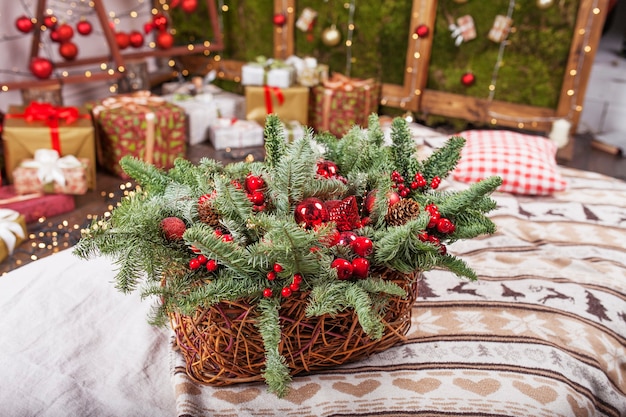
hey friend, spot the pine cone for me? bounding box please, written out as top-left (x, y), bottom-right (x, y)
top-left (198, 200), bottom-right (220, 228)
top-left (385, 198), bottom-right (421, 226)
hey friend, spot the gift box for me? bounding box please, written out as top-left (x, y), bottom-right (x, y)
top-left (488, 15), bottom-right (513, 43)
top-left (310, 73), bottom-right (380, 138)
top-left (89, 91), bottom-right (187, 178)
top-left (0, 209), bottom-right (27, 263)
top-left (245, 86), bottom-right (309, 126)
top-left (282, 120), bottom-right (306, 143)
top-left (241, 57), bottom-right (296, 89)
top-left (208, 118), bottom-right (264, 150)
top-left (285, 56), bottom-right (329, 87)
top-left (0, 185), bottom-right (75, 223)
top-left (161, 93), bottom-right (220, 145)
top-left (213, 90), bottom-right (246, 120)
top-left (3, 103), bottom-right (96, 189)
top-left (12, 149), bottom-right (89, 195)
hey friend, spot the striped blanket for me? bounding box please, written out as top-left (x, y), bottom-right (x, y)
top-left (171, 150), bottom-right (626, 417)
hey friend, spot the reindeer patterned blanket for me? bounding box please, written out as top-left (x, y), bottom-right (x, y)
top-left (171, 163), bottom-right (626, 416)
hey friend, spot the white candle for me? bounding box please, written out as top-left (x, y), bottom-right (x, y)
top-left (549, 118), bottom-right (571, 148)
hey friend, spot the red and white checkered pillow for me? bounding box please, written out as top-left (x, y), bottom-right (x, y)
top-left (452, 130), bottom-right (568, 195)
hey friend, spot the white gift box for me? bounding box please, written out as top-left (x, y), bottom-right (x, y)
top-left (162, 93), bottom-right (220, 145)
top-left (208, 118), bottom-right (264, 150)
top-left (241, 62), bottom-right (296, 89)
top-left (282, 120), bottom-right (306, 143)
top-left (241, 64), bottom-right (267, 86)
top-left (212, 90), bottom-right (246, 120)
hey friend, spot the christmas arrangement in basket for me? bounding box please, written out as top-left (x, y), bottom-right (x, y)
top-left (73, 114), bottom-right (502, 396)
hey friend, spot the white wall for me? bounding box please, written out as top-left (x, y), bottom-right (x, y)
top-left (0, 0), bottom-right (157, 113)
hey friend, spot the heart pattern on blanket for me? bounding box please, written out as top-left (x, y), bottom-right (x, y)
top-left (513, 381), bottom-right (557, 405)
top-left (284, 383), bottom-right (322, 405)
top-left (333, 379), bottom-right (381, 397)
top-left (567, 394), bottom-right (591, 417)
top-left (453, 378), bottom-right (501, 396)
top-left (212, 388), bottom-right (262, 404)
top-left (175, 382), bottom-right (202, 396)
top-left (393, 377), bottom-right (441, 394)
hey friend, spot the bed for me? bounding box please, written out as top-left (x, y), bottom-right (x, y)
top-left (0, 125), bottom-right (624, 417)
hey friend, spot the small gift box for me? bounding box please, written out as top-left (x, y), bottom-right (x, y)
top-left (241, 57), bottom-right (296, 89)
top-left (162, 93), bottom-right (220, 145)
top-left (0, 186), bottom-right (75, 223)
top-left (456, 15), bottom-right (476, 42)
top-left (3, 103), bottom-right (96, 189)
top-left (245, 85), bottom-right (309, 126)
top-left (12, 149), bottom-right (89, 195)
top-left (89, 91), bottom-right (187, 178)
top-left (213, 90), bottom-right (246, 120)
top-left (281, 120), bottom-right (306, 143)
top-left (285, 56), bottom-right (329, 87)
top-left (0, 209), bottom-right (26, 263)
top-left (208, 118), bottom-right (264, 150)
top-left (310, 73), bottom-right (380, 138)
top-left (488, 15), bottom-right (513, 43)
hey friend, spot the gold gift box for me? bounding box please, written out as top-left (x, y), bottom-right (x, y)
top-left (245, 86), bottom-right (309, 126)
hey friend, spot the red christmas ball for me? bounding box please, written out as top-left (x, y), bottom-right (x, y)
top-left (338, 231), bottom-right (357, 246)
top-left (461, 72), bottom-right (476, 86)
top-left (351, 236), bottom-right (373, 257)
top-left (49, 29), bottom-right (61, 43)
top-left (388, 191), bottom-right (401, 207)
top-left (351, 257), bottom-right (370, 279)
top-left (76, 20), bottom-right (92, 36)
top-left (273, 13), bottom-right (287, 27)
top-left (415, 24), bottom-right (429, 38)
top-left (29, 57), bottom-right (53, 79)
top-left (245, 174), bottom-right (265, 192)
top-left (43, 15), bottom-right (57, 28)
top-left (56, 23), bottom-right (74, 42)
top-left (331, 258), bottom-right (353, 280)
top-left (15, 16), bottom-right (34, 33)
top-left (143, 22), bottom-right (154, 34)
top-left (129, 30), bottom-right (144, 48)
top-left (294, 197), bottom-right (329, 228)
top-left (316, 160), bottom-right (339, 178)
top-left (59, 41), bottom-right (78, 61)
top-left (181, 0), bottom-right (198, 13)
top-left (115, 32), bottom-right (130, 49)
top-left (156, 31), bottom-right (174, 49)
top-left (153, 13), bottom-right (168, 31)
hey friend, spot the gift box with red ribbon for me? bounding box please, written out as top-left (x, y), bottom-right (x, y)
top-left (245, 85), bottom-right (309, 126)
top-left (12, 149), bottom-right (89, 195)
top-left (89, 91), bottom-right (187, 178)
top-left (309, 73), bottom-right (380, 138)
top-left (3, 103), bottom-right (96, 189)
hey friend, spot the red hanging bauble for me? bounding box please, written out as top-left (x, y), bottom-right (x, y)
top-left (273, 13), bottom-right (287, 27)
top-left (152, 13), bottom-right (168, 31)
top-left (59, 41), bottom-right (78, 61)
top-left (115, 32), bottom-right (130, 49)
top-left (49, 29), bottom-right (61, 43)
top-left (43, 15), bottom-right (57, 29)
top-left (415, 24), bottom-right (429, 38)
top-left (55, 23), bottom-right (74, 43)
top-left (461, 72), bottom-right (476, 86)
top-left (294, 197), bottom-right (329, 228)
top-left (29, 57), bottom-right (53, 80)
top-left (128, 30), bottom-right (144, 48)
top-left (15, 16), bottom-right (34, 33)
top-left (76, 20), bottom-right (92, 36)
top-left (156, 31), bottom-right (174, 49)
top-left (181, 0), bottom-right (198, 13)
top-left (143, 22), bottom-right (154, 34)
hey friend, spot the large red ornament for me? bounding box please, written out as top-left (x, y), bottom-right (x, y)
top-left (129, 30), bottom-right (144, 48)
top-left (294, 197), bottom-right (329, 228)
top-left (273, 13), bottom-right (287, 27)
top-left (76, 20), bottom-right (92, 36)
top-left (143, 22), bottom-right (154, 34)
top-left (29, 57), bottom-right (53, 79)
top-left (156, 31), bottom-right (174, 49)
top-left (49, 29), bottom-right (61, 43)
top-left (316, 160), bottom-right (339, 178)
top-left (181, 0), bottom-right (198, 13)
top-left (153, 13), bottom-right (168, 31)
top-left (415, 24), bottom-right (429, 38)
top-left (43, 15), bottom-right (57, 28)
top-left (59, 42), bottom-right (78, 61)
top-left (15, 16), bottom-right (34, 33)
top-left (56, 23), bottom-right (74, 42)
top-left (461, 72), bottom-right (476, 87)
top-left (115, 32), bottom-right (130, 49)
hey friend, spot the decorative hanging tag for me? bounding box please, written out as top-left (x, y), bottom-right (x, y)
top-left (488, 15), bottom-right (513, 43)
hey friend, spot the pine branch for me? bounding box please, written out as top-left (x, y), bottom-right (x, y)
top-left (438, 176), bottom-right (502, 215)
top-left (366, 113), bottom-right (385, 147)
top-left (212, 175), bottom-right (256, 241)
top-left (258, 297), bottom-right (291, 397)
top-left (389, 118), bottom-right (415, 179)
top-left (419, 136), bottom-right (465, 181)
top-left (119, 156), bottom-right (171, 194)
top-left (264, 114), bottom-right (287, 169)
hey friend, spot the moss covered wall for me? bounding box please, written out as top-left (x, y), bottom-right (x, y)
top-left (171, 0), bottom-right (580, 110)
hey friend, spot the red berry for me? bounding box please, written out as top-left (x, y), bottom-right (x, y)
top-left (388, 191), bottom-right (401, 207)
top-left (400, 189), bottom-right (409, 197)
top-left (263, 288), bottom-right (273, 297)
top-left (438, 244), bottom-right (447, 255)
top-left (427, 212), bottom-right (441, 229)
top-left (351, 236), bottom-right (373, 257)
top-left (351, 258), bottom-right (370, 279)
top-left (425, 203), bottom-right (439, 214)
top-left (293, 273), bottom-right (303, 284)
top-left (196, 254), bottom-right (208, 264)
top-left (428, 235), bottom-right (441, 246)
top-left (281, 287), bottom-right (293, 297)
top-left (430, 176), bottom-right (441, 189)
top-left (245, 174), bottom-right (265, 192)
top-left (410, 181), bottom-right (419, 189)
top-left (418, 231), bottom-right (429, 241)
top-left (267, 271), bottom-right (276, 281)
top-left (248, 190), bottom-right (265, 205)
top-left (189, 258), bottom-right (201, 270)
top-left (436, 218), bottom-right (455, 234)
top-left (273, 263), bottom-right (284, 273)
top-left (206, 259), bottom-right (218, 272)
top-left (331, 258), bottom-right (353, 280)
top-left (222, 234), bottom-right (234, 242)
top-left (289, 282), bottom-right (300, 292)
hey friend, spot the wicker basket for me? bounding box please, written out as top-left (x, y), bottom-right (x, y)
top-left (169, 269), bottom-right (420, 385)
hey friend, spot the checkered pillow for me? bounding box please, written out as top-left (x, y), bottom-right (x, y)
top-left (452, 130), bottom-right (568, 195)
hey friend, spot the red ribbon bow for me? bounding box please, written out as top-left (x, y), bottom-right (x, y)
top-left (22, 102), bottom-right (81, 154)
top-left (263, 85), bottom-right (285, 115)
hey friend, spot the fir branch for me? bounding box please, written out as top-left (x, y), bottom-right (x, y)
top-left (389, 118), bottom-right (415, 179)
top-left (357, 277), bottom-right (407, 298)
top-left (437, 176), bottom-right (502, 215)
top-left (264, 114), bottom-right (287, 169)
top-left (258, 297), bottom-right (291, 397)
top-left (434, 255), bottom-right (478, 281)
top-left (212, 175), bottom-right (256, 241)
top-left (344, 285), bottom-right (384, 339)
top-left (366, 113), bottom-right (385, 147)
top-left (306, 281), bottom-right (350, 317)
top-left (119, 156), bottom-right (172, 193)
top-left (179, 272), bottom-right (263, 313)
top-left (419, 136), bottom-right (466, 181)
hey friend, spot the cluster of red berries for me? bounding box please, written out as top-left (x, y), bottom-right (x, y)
top-left (330, 235), bottom-right (373, 280)
top-left (390, 170), bottom-right (441, 197)
top-left (262, 263), bottom-right (304, 298)
top-left (188, 254), bottom-right (219, 271)
top-left (316, 160), bottom-right (347, 183)
top-left (244, 174), bottom-right (266, 210)
top-left (418, 203), bottom-right (456, 255)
